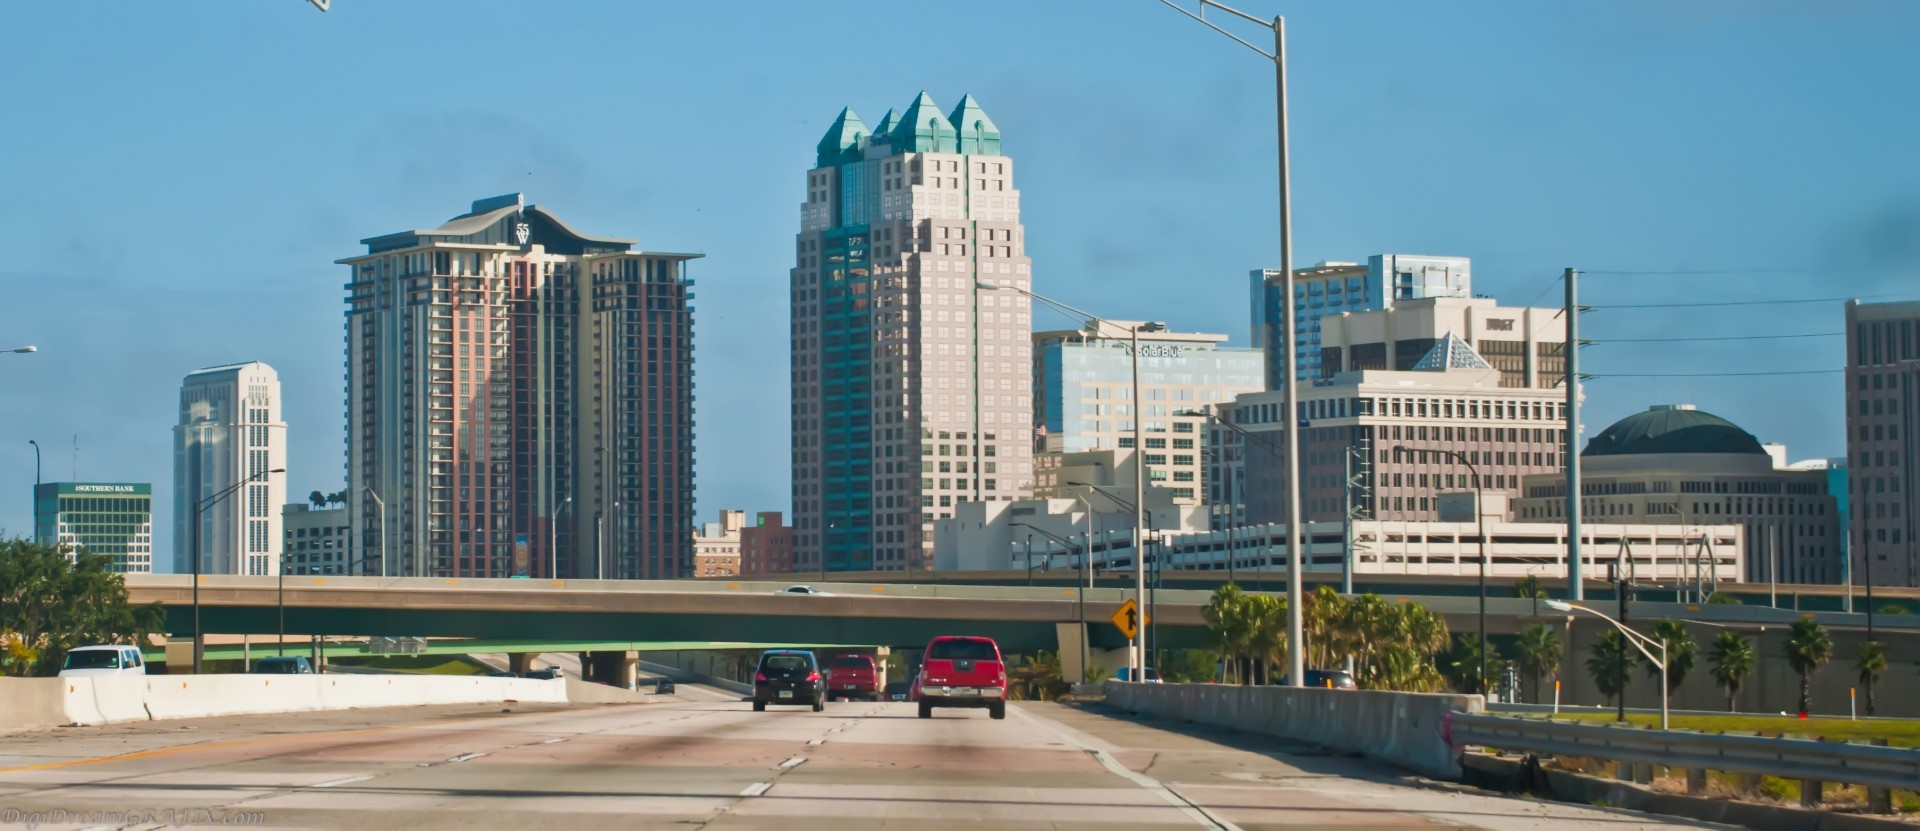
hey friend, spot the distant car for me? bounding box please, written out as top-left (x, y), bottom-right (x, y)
top-left (825, 654), bottom-right (879, 702)
top-left (1279, 669), bottom-right (1358, 690)
top-left (753, 649), bottom-right (825, 712)
top-left (654, 678), bottom-right (676, 694)
top-left (1113, 667), bottom-right (1163, 683)
top-left (486, 670), bottom-right (517, 678)
top-left (58, 645), bottom-right (148, 678)
top-left (525, 667), bottom-right (564, 680)
top-left (883, 681), bottom-right (911, 702)
top-left (774, 585), bottom-right (831, 597)
top-left (915, 635), bottom-right (1008, 720)
top-left (253, 656), bottom-right (315, 675)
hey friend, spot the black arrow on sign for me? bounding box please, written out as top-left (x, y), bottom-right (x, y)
top-left (1126, 606), bottom-right (1138, 633)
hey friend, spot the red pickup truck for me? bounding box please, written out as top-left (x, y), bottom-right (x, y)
top-left (914, 635), bottom-right (1008, 720)
top-left (824, 654), bottom-right (879, 702)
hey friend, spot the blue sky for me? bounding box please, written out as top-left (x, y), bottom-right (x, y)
top-left (2, 1), bottom-right (1915, 569)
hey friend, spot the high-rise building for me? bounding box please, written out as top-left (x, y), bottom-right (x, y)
top-left (1032, 326), bottom-right (1263, 505)
top-left (1845, 299), bottom-right (1920, 586)
top-left (1515, 405), bottom-right (1841, 584)
top-left (740, 511), bottom-right (794, 576)
top-left (34, 482), bottom-right (153, 573)
top-left (172, 362), bottom-right (287, 576)
top-left (791, 92), bottom-right (1035, 573)
top-left (1251, 254), bottom-right (1471, 389)
top-left (1234, 333), bottom-right (1571, 526)
top-left (342, 193), bottom-right (698, 580)
top-left (1317, 296), bottom-right (1566, 389)
top-left (693, 509), bottom-right (745, 578)
top-left (282, 502), bottom-right (352, 575)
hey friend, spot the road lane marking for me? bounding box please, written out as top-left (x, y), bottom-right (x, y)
top-left (739, 781), bottom-right (773, 797)
top-left (310, 775), bottom-right (373, 788)
top-left (806, 738), bottom-right (825, 745)
top-left (538, 738), bottom-right (567, 744)
top-left (777, 756), bottom-right (807, 770)
top-left (447, 752), bottom-right (489, 763)
top-left (1012, 706), bottom-right (1241, 831)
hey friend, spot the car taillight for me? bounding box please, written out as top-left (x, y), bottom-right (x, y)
top-left (806, 670), bottom-right (820, 682)
top-left (754, 671), bottom-right (767, 682)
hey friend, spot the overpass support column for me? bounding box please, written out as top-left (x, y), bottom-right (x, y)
top-left (508, 653), bottom-right (535, 677)
top-left (620, 652), bottom-right (639, 690)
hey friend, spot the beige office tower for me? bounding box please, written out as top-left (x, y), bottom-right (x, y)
top-left (792, 92), bottom-right (1034, 572)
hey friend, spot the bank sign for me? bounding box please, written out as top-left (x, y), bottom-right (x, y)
top-left (60, 483), bottom-right (151, 495)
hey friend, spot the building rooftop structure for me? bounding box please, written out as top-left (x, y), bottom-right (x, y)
top-left (1583, 404), bottom-right (1767, 458)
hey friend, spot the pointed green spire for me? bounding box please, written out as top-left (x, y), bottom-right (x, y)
top-left (815, 106), bottom-right (869, 168)
top-left (871, 108), bottom-right (901, 147)
top-left (896, 91), bottom-right (956, 153)
top-left (947, 94), bottom-right (1001, 155)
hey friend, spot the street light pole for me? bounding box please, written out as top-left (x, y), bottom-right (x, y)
top-left (1395, 445), bottom-right (1487, 694)
top-left (193, 466), bottom-right (284, 674)
top-left (551, 496), bottom-right (573, 579)
top-left (1547, 599), bottom-right (1668, 730)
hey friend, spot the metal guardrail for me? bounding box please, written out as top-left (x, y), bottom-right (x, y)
top-left (1448, 712), bottom-right (1920, 793)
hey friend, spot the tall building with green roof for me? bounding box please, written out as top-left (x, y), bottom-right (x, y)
top-left (791, 92), bottom-right (1033, 573)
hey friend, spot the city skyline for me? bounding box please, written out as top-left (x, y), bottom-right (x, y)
top-left (4, 2), bottom-right (1918, 569)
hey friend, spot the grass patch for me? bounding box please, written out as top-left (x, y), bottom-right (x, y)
top-left (326, 655), bottom-right (492, 676)
top-left (1533, 712), bottom-right (1920, 747)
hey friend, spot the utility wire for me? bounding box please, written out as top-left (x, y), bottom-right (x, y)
top-left (1590, 293), bottom-right (1913, 309)
top-left (1588, 369), bottom-right (1843, 378)
top-left (1590, 332), bottom-right (1841, 344)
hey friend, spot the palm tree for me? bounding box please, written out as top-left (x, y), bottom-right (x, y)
top-left (1244, 594), bottom-right (1287, 685)
top-left (1444, 633), bottom-right (1501, 694)
top-left (1204, 584), bottom-right (1252, 684)
top-left (1783, 618), bottom-right (1834, 716)
top-left (1856, 642), bottom-right (1888, 717)
top-left (1513, 574), bottom-right (1547, 600)
top-left (1646, 619), bottom-right (1697, 696)
top-left (309, 490), bottom-right (327, 509)
top-left (1586, 629), bottom-right (1633, 714)
top-left (1708, 631), bottom-right (1756, 713)
top-left (1513, 624), bottom-right (1562, 704)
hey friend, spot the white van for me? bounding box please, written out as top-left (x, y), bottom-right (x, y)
top-left (57, 645), bottom-right (147, 677)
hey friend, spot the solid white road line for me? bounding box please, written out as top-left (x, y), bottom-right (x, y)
top-left (1011, 706), bottom-right (1242, 831)
top-left (310, 775), bottom-right (374, 789)
top-left (538, 738), bottom-right (567, 744)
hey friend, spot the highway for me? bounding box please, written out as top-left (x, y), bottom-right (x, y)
top-left (0, 698), bottom-right (1710, 830)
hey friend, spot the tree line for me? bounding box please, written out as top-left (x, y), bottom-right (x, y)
top-left (1, 538), bottom-right (164, 676)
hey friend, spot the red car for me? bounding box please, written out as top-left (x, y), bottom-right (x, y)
top-left (915, 635), bottom-right (1008, 720)
top-left (825, 654), bottom-right (879, 702)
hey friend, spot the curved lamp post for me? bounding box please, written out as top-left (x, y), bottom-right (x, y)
top-left (1547, 599), bottom-right (1668, 730)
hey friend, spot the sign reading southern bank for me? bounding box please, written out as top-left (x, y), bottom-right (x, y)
top-left (57, 483), bottom-right (151, 495)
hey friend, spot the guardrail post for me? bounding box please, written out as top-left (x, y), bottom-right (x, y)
top-left (1685, 768), bottom-right (1707, 795)
top-left (1633, 763), bottom-right (1652, 785)
top-left (1800, 778), bottom-right (1822, 807)
top-left (1868, 738), bottom-right (1892, 813)
top-left (1613, 760), bottom-right (1632, 782)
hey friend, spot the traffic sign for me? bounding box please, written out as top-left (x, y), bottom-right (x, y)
top-left (1109, 598), bottom-right (1149, 640)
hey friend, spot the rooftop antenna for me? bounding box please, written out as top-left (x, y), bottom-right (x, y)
top-left (71, 434), bottom-right (78, 480)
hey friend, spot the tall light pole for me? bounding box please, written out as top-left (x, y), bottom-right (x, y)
top-left (361, 487), bottom-right (385, 577)
top-left (1395, 446), bottom-right (1487, 694)
top-left (193, 466), bottom-right (284, 674)
top-left (1547, 599), bottom-right (1668, 730)
top-left (979, 280), bottom-right (1161, 681)
top-left (551, 496), bottom-right (572, 579)
top-left (28, 440), bottom-right (41, 545)
top-left (1160, 0), bottom-right (1305, 687)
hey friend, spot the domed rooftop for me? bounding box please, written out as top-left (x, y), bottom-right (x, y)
top-left (1583, 404), bottom-right (1767, 457)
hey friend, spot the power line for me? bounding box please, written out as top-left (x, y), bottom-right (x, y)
top-left (1589, 369), bottom-right (1843, 378)
top-left (1590, 332), bottom-right (1842, 344)
top-left (1590, 293), bottom-right (1913, 309)
top-left (1582, 267), bottom-right (1836, 276)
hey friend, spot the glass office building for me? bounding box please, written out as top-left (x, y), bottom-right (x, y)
top-left (33, 482), bottom-right (154, 573)
top-left (1250, 254), bottom-right (1471, 389)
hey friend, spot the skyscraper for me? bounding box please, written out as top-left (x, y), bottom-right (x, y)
top-left (342, 194), bottom-right (698, 580)
top-left (791, 92), bottom-right (1035, 572)
top-left (1250, 254), bottom-right (1471, 389)
top-left (1845, 299), bottom-right (1920, 586)
top-left (173, 362), bottom-right (286, 576)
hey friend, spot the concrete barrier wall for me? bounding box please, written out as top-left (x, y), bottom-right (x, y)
top-left (1106, 682), bottom-right (1481, 780)
top-left (0, 674), bottom-right (579, 732)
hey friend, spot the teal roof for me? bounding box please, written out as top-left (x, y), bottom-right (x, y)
top-left (1584, 406), bottom-right (1767, 458)
top-left (895, 91), bottom-right (957, 153)
top-left (947, 94), bottom-right (1001, 155)
top-left (815, 107), bottom-right (869, 168)
top-left (1411, 331), bottom-right (1492, 371)
top-left (871, 108), bottom-right (901, 146)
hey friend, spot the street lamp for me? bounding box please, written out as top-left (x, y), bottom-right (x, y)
top-left (980, 279), bottom-right (1160, 681)
top-left (1013, 520), bottom-right (1090, 680)
top-left (360, 487), bottom-right (385, 577)
top-left (551, 496), bottom-right (573, 579)
top-left (192, 466), bottom-right (285, 674)
top-left (1160, 0), bottom-right (1305, 688)
top-left (1546, 599), bottom-right (1668, 730)
top-left (1393, 445), bottom-right (1488, 695)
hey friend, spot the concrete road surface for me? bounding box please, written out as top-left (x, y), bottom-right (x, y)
top-left (0, 699), bottom-right (1717, 830)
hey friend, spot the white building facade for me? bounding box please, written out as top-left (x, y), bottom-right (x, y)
top-left (173, 362), bottom-right (287, 576)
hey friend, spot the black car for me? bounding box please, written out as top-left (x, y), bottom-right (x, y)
top-left (1279, 669), bottom-right (1358, 690)
top-left (486, 670), bottom-right (517, 678)
top-left (752, 649), bottom-right (824, 712)
top-left (252, 656), bottom-right (314, 674)
top-left (525, 667), bottom-right (564, 680)
top-left (883, 681), bottom-right (911, 702)
top-left (654, 678), bottom-right (676, 694)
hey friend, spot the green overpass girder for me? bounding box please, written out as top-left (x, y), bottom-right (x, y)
top-left (143, 639), bottom-right (883, 664)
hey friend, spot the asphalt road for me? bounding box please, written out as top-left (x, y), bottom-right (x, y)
top-left (0, 698), bottom-right (1719, 831)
